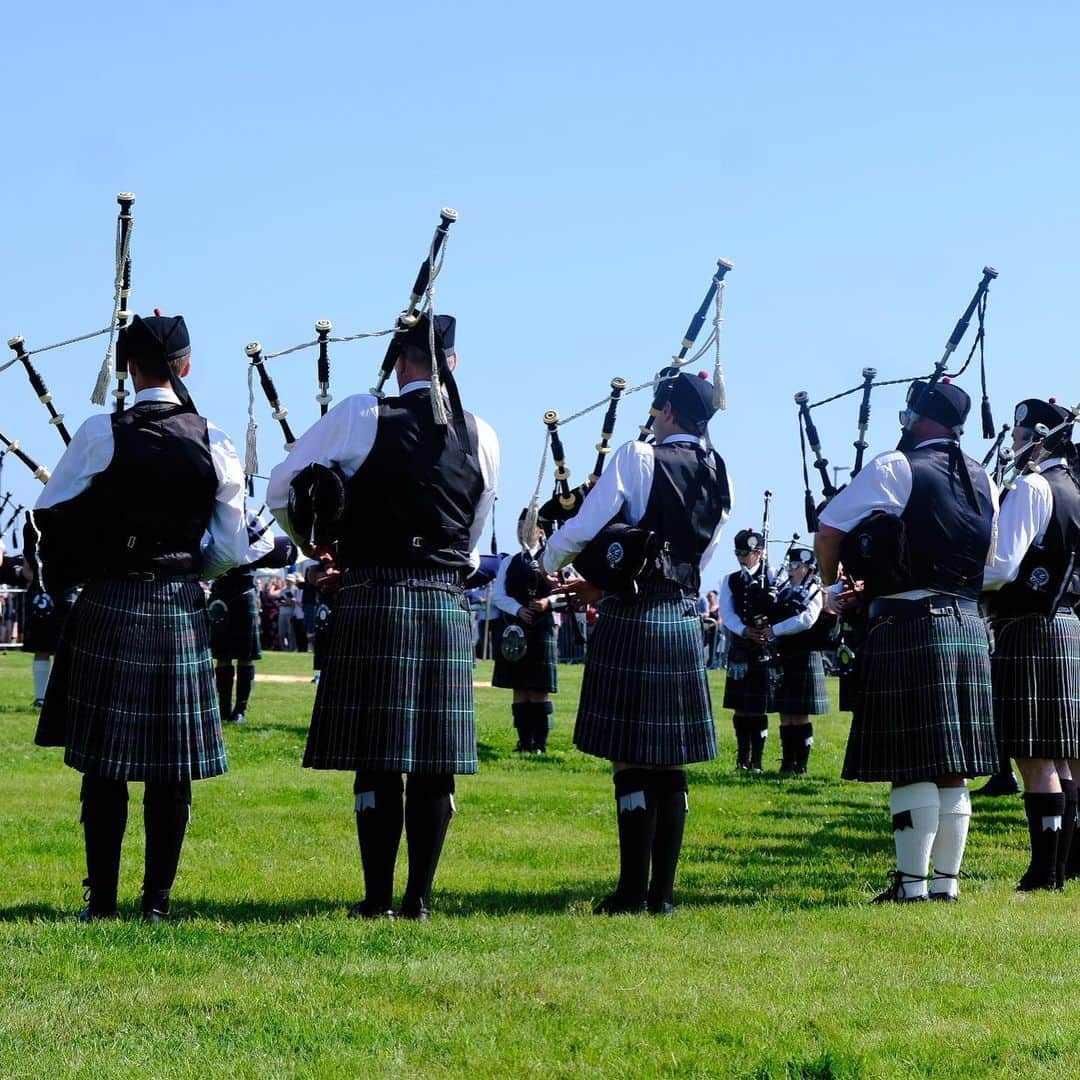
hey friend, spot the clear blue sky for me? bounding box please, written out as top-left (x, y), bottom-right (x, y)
top-left (4, 1), bottom-right (1078, 586)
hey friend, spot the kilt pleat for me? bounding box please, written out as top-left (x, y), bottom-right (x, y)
top-left (210, 587), bottom-right (262, 662)
top-left (574, 585), bottom-right (716, 765)
top-left (722, 640), bottom-right (779, 714)
top-left (773, 650), bottom-right (829, 715)
top-left (304, 567), bottom-right (477, 774)
top-left (35, 579), bottom-right (225, 782)
top-left (492, 617), bottom-right (558, 693)
top-left (991, 609), bottom-right (1080, 759)
top-left (842, 610), bottom-right (996, 782)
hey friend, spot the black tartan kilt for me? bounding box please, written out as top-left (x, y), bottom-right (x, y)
top-left (21, 586), bottom-right (79, 654)
top-left (304, 567), bottom-right (478, 774)
top-left (842, 609), bottom-right (996, 783)
top-left (210, 587), bottom-right (262, 662)
top-left (574, 584), bottom-right (716, 765)
top-left (773, 649), bottom-right (829, 715)
top-left (722, 640), bottom-right (779, 714)
top-left (491, 616), bottom-right (558, 693)
top-left (990, 609), bottom-right (1080, 759)
top-left (35, 578), bottom-right (225, 782)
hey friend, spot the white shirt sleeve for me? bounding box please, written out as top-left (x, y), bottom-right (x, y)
top-left (491, 554), bottom-right (522, 618)
top-left (698, 470), bottom-right (734, 583)
top-left (717, 573), bottom-right (748, 638)
top-left (772, 587), bottom-right (824, 637)
top-left (34, 414), bottom-right (114, 509)
top-left (201, 422), bottom-right (266, 580)
top-left (467, 415), bottom-right (500, 570)
top-left (266, 394), bottom-right (380, 546)
top-left (817, 451), bottom-right (913, 532)
top-left (543, 441), bottom-right (653, 573)
top-left (982, 473), bottom-right (1053, 591)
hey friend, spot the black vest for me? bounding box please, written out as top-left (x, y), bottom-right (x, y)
top-left (37, 402), bottom-right (217, 583)
top-left (504, 549), bottom-right (553, 607)
top-left (727, 564), bottom-right (777, 626)
top-left (990, 464), bottom-right (1080, 616)
top-left (637, 441), bottom-right (731, 592)
top-left (772, 579), bottom-right (826, 654)
top-left (897, 442), bottom-right (995, 600)
top-left (339, 390), bottom-right (484, 572)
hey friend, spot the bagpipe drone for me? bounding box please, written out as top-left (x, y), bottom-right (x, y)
top-left (794, 266), bottom-right (999, 532)
top-left (1, 193), bottom-right (136, 483)
top-left (242, 208), bottom-right (460, 478)
top-left (525, 256), bottom-right (734, 547)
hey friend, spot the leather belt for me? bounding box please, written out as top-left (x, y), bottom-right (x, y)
top-left (868, 595), bottom-right (979, 620)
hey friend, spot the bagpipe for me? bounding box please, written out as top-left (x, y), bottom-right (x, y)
top-left (524, 255), bottom-right (734, 545)
top-left (242, 208), bottom-right (459, 477)
top-left (992, 402), bottom-right (1080, 494)
top-left (2, 194), bottom-right (137, 448)
top-left (794, 266), bottom-right (999, 532)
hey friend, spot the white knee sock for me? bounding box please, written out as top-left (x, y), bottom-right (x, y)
top-left (32, 659), bottom-right (51, 703)
top-left (889, 782), bottom-right (940, 898)
top-left (930, 785), bottom-right (971, 898)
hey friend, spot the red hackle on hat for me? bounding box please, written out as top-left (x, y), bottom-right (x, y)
top-left (698, 370), bottom-right (709, 379)
top-left (153, 307), bottom-right (163, 316)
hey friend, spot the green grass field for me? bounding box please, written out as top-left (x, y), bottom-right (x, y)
top-left (0, 650), bottom-right (1077, 1079)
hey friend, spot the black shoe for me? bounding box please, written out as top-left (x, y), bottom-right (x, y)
top-left (735, 759), bottom-right (751, 772)
top-left (231, 710), bottom-right (247, 725)
top-left (928, 891), bottom-right (959, 903)
top-left (33, 698), bottom-right (45, 709)
top-left (513, 741), bottom-right (533, 754)
top-left (347, 901), bottom-right (395, 920)
top-left (972, 772), bottom-right (1020, 797)
top-left (1017, 868), bottom-right (1058, 893)
top-left (593, 892), bottom-right (647, 915)
top-left (870, 871), bottom-right (928, 904)
top-left (397, 899), bottom-right (431, 921)
top-left (648, 899), bottom-right (676, 916)
top-left (141, 908), bottom-right (172, 924)
top-left (78, 907), bottom-right (119, 922)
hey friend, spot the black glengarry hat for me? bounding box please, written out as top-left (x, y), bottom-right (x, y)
top-left (1014, 397), bottom-right (1073, 452)
top-left (906, 378), bottom-right (971, 428)
top-left (654, 369), bottom-right (716, 434)
top-left (118, 312), bottom-right (191, 366)
top-left (734, 529), bottom-right (763, 554)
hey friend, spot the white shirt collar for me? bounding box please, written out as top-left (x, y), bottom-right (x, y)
top-left (914, 437), bottom-right (959, 449)
top-left (1038, 456), bottom-right (1067, 473)
top-left (135, 386), bottom-right (181, 405)
top-left (399, 380), bottom-right (432, 396)
top-left (661, 434), bottom-right (702, 445)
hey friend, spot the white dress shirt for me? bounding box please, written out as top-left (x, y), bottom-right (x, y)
top-left (542, 435), bottom-right (732, 578)
top-left (982, 457), bottom-right (1063, 591)
top-left (266, 381), bottom-right (499, 569)
top-left (771, 583), bottom-right (824, 637)
top-left (34, 387), bottom-right (264, 579)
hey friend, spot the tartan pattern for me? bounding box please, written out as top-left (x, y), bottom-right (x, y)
top-left (35, 579), bottom-right (225, 782)
top-left (557, 612), bottom-right (587, 663)
top-left (842, 609), bottom-right (996, 782)
top-left (210, 587), bottom-right (262, 662)
top-left (21, 586), bottom-right (79, 655)
top-left (304, 567), bottom-right (477, 774)
top-left (773, 650), bottom-right (829, 715)
top-left (492, 617), bottom-right (558, 693)
top-left (991, 609), bottom-right (1080, 759)
top-left (574, 584), bottom-right (716, 765)
top-left (722, 640), bottom-right (779, 714)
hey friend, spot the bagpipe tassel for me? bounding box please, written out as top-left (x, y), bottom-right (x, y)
top-left (244, 364), bottom-right (259, 475)
top-left (245, 418), bottom-right (259, 478)
top-left (981, 397), bottom-right (995, 440)
top-left (713, 356), bottom-right (727, 412)
top-left (429, 365), bottom-right (449, 427)
top-left (804, 491), bottom-right (819, 533)
top-left (522, 496), bottom-right (540, 552)
top-left (91, 346), bottom-right (114, 407)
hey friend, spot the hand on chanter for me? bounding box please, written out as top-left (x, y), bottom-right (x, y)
top-left (517, 606), bottom-right (536, 625)
top-left (551, 579), bottom-right (603, 608)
